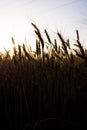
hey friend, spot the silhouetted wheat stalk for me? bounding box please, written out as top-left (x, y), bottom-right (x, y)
top-left (76, 30), bottom-right (79, 41)
top-left (11, 37), bottom-right (17, 57)
top-left (53, 40), bottom-right (63, 60)
top-left (23, 44), bottom-right (30, 61)
top-left (66, 39), bottom-right (71, 50)
top-left (57, 32), bottom-right (69, 59)
top-left (18, 44), bottom-right (22, 61)
top-left (4, 48), bottom-right (10, 60)
top-left (54, 39), bottom-right (57, 52)
top-left (74, 30), bottom-right (87, 60)
top-left (36, 39), bottom-right (41, 58)
top-left (44, 29), bottom-right (51, 44)
top-left (32, 23), bottom-right (44, 61)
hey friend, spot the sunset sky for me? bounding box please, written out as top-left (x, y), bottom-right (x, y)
top-left (0, 0), bottom-right (87, 53)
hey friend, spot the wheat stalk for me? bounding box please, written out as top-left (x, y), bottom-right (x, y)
top-left (11, 37), bottom-right (17, 57)
top-left (57, 32), bottom-right (69, 58)
top-left (18, 44), bottom-right (22, 61)
top-left (44, 29), bottom-right (51, 44)
top-left (76, 30), bottom-right (79, 41)
top-left (32, 23), bottom-right (45, 61)
top-left (36, 39), bottom-right (41, 58)
top-left (74, 30), bottom-right (86, 60)
top-left (54, 39), bottom-right (57, 52)
top-left (23, 44), bottom-right (30, 61)
top-left (32, 23), bottom-right (44, 49)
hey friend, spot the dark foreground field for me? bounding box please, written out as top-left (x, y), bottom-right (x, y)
top-left (0, 26), bottom-right (87, 129)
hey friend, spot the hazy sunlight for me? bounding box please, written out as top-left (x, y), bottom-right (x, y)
top-left (0, 0), bottom-right (87, 54)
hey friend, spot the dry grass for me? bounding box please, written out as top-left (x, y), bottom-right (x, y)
top-left (0, 24), bottom-right (87, 130)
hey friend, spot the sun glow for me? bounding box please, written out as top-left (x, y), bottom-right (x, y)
top-left (0, 0), bottom-right (87, 56)
top-left (0, 17), bottom-right (36, 55)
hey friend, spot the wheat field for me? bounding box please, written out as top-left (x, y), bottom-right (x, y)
top-left (0, 24), bottom-right (87, 129)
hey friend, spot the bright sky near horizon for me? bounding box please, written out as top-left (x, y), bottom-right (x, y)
top-left (0, 0), bottom-right (87, 54)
